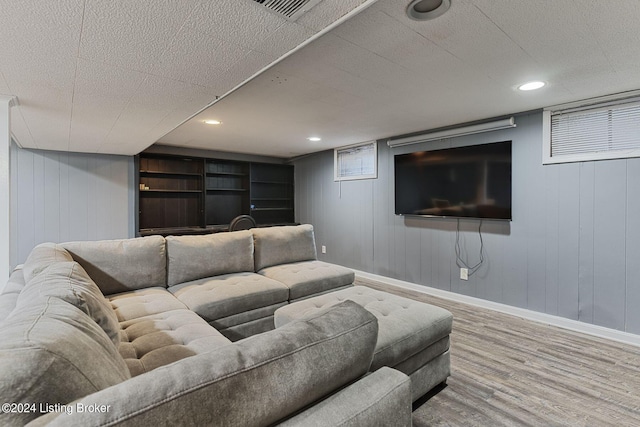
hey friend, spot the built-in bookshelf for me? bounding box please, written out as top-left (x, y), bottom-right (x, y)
top-left (250, 163), bottom-right (294, 225)
top-left (137, 153), bottom-right (294, 236)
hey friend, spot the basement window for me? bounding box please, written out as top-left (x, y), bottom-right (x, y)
top-left (334, 141), bottom-right (377, 181)
top-left (543, 92), bottom-right (640, 164)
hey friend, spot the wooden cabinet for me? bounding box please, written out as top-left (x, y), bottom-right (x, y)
top-left (137, 153), bottom-right (294, 235)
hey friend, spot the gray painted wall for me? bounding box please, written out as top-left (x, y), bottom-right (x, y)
top-left (294, 110), bottom-right (640, 335)
top-left (10, 143), bottom-right (134, 267)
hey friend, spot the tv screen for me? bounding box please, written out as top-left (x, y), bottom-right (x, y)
top-left (394, 141), bottom-right (512, 220)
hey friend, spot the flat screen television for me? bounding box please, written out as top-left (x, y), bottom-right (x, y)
top-left (394, 141), bottom-right (512, 220)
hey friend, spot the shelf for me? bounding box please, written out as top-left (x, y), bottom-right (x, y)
top-left (251, 180), bottom-right (292, 185)
top-left (251, 207), bottom-right (293, 211)
top-left (139, 153), bottom-right (293, 233)
top-left (141, 170), bottom-right (202, 177)
top-left (141, 189), bottom-right (202, 193)
top-left (206, 172), bottom-right (247, 177)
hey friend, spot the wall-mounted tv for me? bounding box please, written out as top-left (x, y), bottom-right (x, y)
top-left (394, 141), bottom-right (512, 220)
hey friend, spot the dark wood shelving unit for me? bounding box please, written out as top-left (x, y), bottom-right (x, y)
top-left (205, 159), bottom-right (250, 227)
top-left (138, 154), bottom-right (204, 231)
top-left (137, 153), bottom-right (294, 236)
top-left (250, 163), bottom-right (294, 225)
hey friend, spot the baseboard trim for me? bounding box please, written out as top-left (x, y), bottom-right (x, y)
top-left (353, 269), bottom-right (640, 348)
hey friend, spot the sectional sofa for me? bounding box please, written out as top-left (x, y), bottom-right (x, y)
top-left (0, 225), bottom-right (412, 426)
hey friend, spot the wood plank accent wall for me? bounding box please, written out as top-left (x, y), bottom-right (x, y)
top-left (294, 111), bottom-right (640, 335)
top-left (9, 143), bottom-right (134, 267)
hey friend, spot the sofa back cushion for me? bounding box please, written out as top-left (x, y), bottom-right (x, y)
top-left (62, 235), bottom-right (166, 295)
top-left (22, 242), bottom-right (74, 283)
top-left (16, 261), bottom-right (121, 347)
top-left (253, 224), bottom-right (317, 271)
top-left (0, 267), bottom-right (25, 321)
top-left (166, 231), bottom-right (254, 287)
top-left (0, 298), bottom-right (130, 426)
top-left (31, 300), bottom-right (378, 426)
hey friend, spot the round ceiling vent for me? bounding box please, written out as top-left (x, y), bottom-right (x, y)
top-left (406, 0), bottom-right (451, 21)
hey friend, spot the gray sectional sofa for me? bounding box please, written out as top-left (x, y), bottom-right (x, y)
top-left (0, 225), bottom-right (412, 426)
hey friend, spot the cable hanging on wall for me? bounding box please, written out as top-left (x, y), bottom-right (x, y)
top-left (455, 219), bottom-right (484, 276)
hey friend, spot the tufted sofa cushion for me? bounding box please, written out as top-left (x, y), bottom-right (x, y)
top-left (108, 288), bottom-right (188, 322)
top-left (166, 231), bottom-right (254, 287)
top-left (0, 297), bottom-right (130, 426)
top-left (62, 235), bottom-right (166, 295)
top-left (17, 261), bottom-right (121, 347)
top-left (118, 309), bottom-right (232, 376)
top-left (258, 260), bottom-right (355, 301)
top-left (0, 267), bottom-right (25, 321)
top-left (168, 272), bottom-right (289, 322)
top-left (30, 301), bottom-right (380, 427)
top-left (274, 286), bottom-right (453, 371)
top-left (252, 224), bottom-right (317, 271)
top-left (22, 242), bottom-right (74, 283)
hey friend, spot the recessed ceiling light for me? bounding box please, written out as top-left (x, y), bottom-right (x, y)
top-left (406, 0), bottom-right (451, 21)
top-left (518, 81), bottom-right (546, 91)
top-left (307, 137), bottom-right (321, 142)
top-left (204, 120), bottom-right (222, 125)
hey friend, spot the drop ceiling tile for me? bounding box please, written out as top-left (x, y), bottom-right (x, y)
top-left (79, 0), bottom-right (198, 73)
top-left (473, 0), bottom-right (607, 73)
top-left (188, 0), bottom-right (286, 51)
top-left (74, 58), bottom-right (147, 100)
top-left (133, 74), bottom-right (217, 113)
top-left (574, 0), bottom-right (640, 71)
top-left (211, 49), bottom-right (278, 94)
top-left (296, 0), bottom-right (371, 31)
top-left (152, 24), bottom-right (251, 88)
top-left (253, 22), bottom-right (317, 57)
top-left (0, 0), bottom-right (83, 58)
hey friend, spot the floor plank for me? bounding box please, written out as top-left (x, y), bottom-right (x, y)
top-left (354, 277), bottom-right (640, 427)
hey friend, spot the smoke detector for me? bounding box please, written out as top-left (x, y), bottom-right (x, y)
top-left (251, 0), bottom-right (324, 21)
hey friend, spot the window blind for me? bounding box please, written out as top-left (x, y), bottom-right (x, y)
top-left (334, 142), bottom-right (377, 181)
top-left (546, 96), bottom-right (640, 163)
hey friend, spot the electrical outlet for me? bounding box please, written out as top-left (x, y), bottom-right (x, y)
top-left (321, 245), bottom-right (326, 254)
top-left (460, 268), bottom-right (469, 281)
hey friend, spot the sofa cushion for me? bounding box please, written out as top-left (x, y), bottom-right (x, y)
top-left (22, 242), bottom-right (73, 283)
top-left (252, 224), bottom-right (317, 271)
top-left (108, 288), bottom-right (188, 322)
top-left (168, 272), bottom-right (289, 322)
top-left (259, 260), bottom-right (355, 300)
top-left (119, 309), bottom-right (232, 377)
top-left (274, 286), bottom-right (453, 371)
top-left (30, 301), bottom-right (378, 427)
top-left (166, 230), bottom-right (254, 287)
top-left (62, 235), bottom-right (166, 295)
top-left (0, 298), bottom-right (130, 426)
top-left (17, 261), bottom-right (120, 347)
top-left (0, 267), bottom-right (25, 321)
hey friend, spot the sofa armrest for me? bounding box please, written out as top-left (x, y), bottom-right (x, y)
top-left (278, 367), bottom-right (412, 427)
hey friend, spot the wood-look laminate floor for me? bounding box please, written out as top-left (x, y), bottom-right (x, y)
top-left (355, 277), bottom-right (640, 427)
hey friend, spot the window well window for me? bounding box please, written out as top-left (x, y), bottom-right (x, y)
top-left (543, 92), bottom-right (640, 164)
top-left (334, 141), bottom-right (377, 181)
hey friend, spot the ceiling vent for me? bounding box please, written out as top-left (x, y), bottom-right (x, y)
top-left (252, 0), bottom-right (323, 21)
